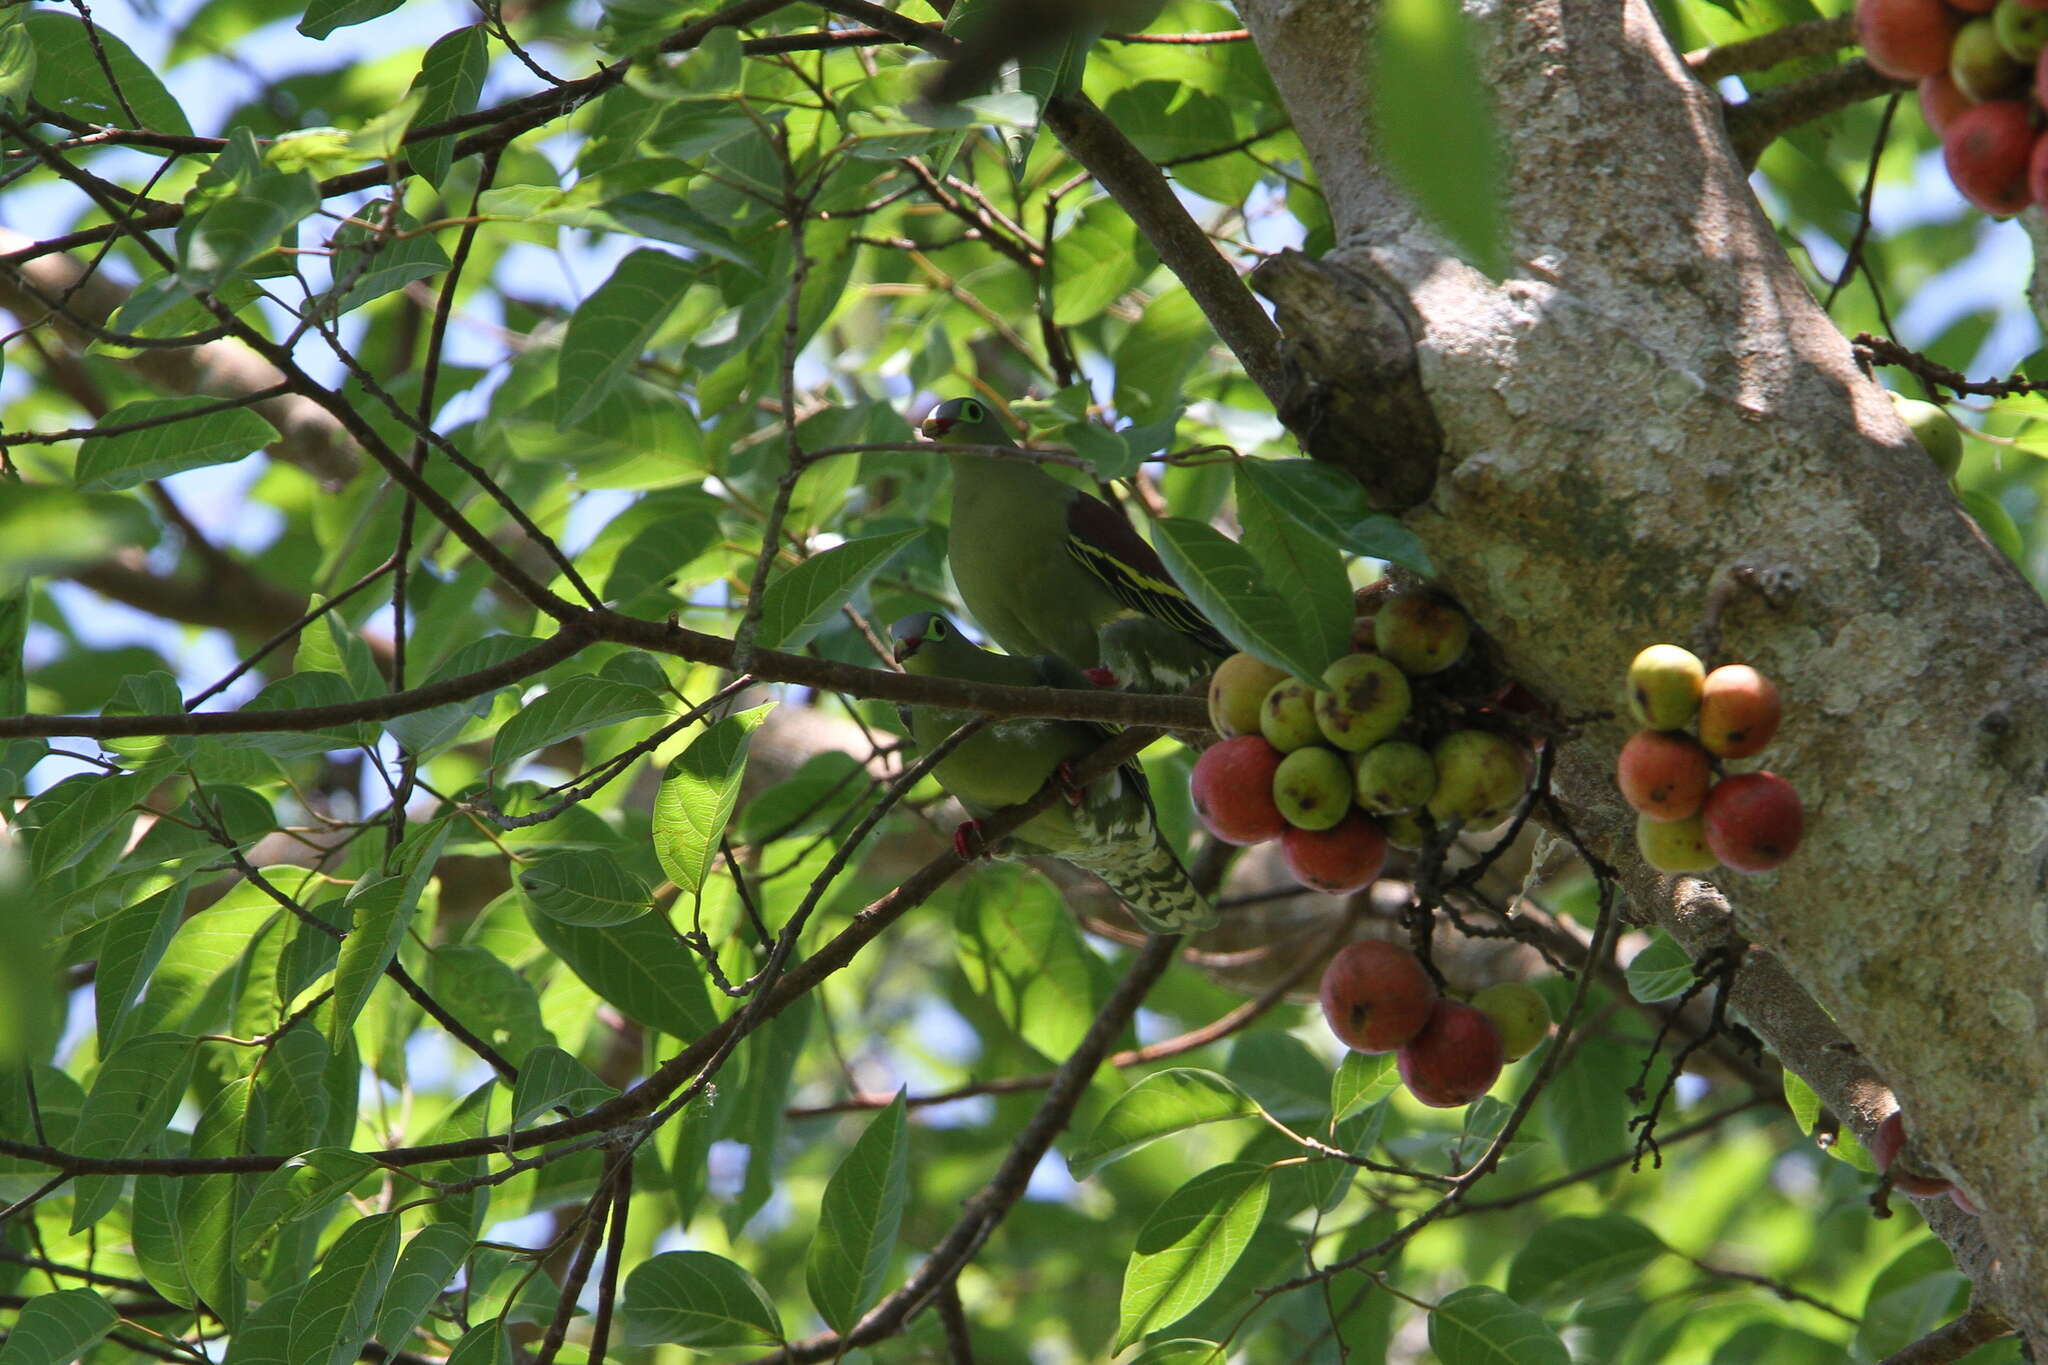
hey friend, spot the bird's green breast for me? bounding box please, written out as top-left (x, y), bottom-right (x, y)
top-left (948, 455), bottom-right (1123, 665)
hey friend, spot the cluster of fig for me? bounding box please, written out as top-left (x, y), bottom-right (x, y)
top-left (1619, 645), bottom-right (1805, 874)
top-left (1859, 0), bottom-right (2048, 213)
top-left (1870, 1109), bottom-right (1979, 1214)
top-left (1189, 590), bottom-right (1536, 896)
top-left (1318, 940), bottom-right (1553, 1108)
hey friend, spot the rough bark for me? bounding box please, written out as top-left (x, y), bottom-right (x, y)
top-left (1237, 0), bottom-right (2048, 1341)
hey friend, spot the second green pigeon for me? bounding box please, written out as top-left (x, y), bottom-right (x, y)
top-left (890, 612), bottom-right (1214, 935)
top-left (921, 395), bottom-right (1228, 692)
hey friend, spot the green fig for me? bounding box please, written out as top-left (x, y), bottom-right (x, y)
top-left (1314, 653), bottom-right (1411, 752)
top-left (1887, 390), bottom-right (1964, 478)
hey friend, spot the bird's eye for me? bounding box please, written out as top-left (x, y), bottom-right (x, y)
top-left (961, 400), bottom-right (983, 421)
top-left (931, 619), bottom-right (949, 639)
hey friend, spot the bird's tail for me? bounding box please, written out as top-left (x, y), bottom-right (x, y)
top-left (1068, 830), bottom-right (1215, 935)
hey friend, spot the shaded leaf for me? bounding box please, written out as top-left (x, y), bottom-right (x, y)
top-left (1116, 1162), bottom-right (1272, 1349)
top-left (955, 868), bottom-right (1108, 1062)
top-left (806, 1091), bottom-right (910, 1333)
top-left (1427, 1285), bottom-right (1569, 1365)
top-left (1369, 0), bottom-right (1504, 276)
top-left (1236, 459), bottom-right (1433, 572)
top-left (621, 1251), bottom-right (784, 1348)
top-left (1152, 517), bottom-right (1330, 682)
top-left (517, 848), bottom-right (651, 927)
top-left (0, 1288), bottom-right (117, 1365)
top-left (490, 675), bottom-right (667, 768)
top-left (754, 529), bottom-right (924, 651)
top-left (27, 12), bottom-right (189, 132)
top-left (1069, 1069), bottom-right (1261, 1180)
top-left (75, 398), bottom-right (275, 492)
top-left (510, 1045), bottom-right (617, 1128)
top-left (526, 909), bottom-right (718, 1041)
top-left (558, 248), bottom-right (697, 426)
top-left (652, 703), bottom-right (775, 896)
top-left (1505, 1214), bottom-right (1665, 1305)
top-left (287, 1212), bottom-right (402, 1365)
top-left (1624, 930), bottom-right (1695, 1003)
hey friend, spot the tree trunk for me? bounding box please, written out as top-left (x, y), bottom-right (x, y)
top-left (1236, 0), bottom-right (2048, 1340)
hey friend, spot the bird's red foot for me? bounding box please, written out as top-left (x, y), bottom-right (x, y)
top-left (953, 820), bottom-right (989, 860)
top-left (1054, 760), bottom-right (1087, 806)
top-left (1084, 667), bottom-right (1119, 688)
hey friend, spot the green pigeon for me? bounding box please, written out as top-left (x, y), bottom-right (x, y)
top-left (890, 612), bottom-right (1214, 935)
top-left (920, 395), bottom-right (1228, 692)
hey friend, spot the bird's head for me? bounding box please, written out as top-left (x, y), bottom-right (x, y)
top-left (889, 611), bottom-right (955, 670)
top-left (919, 396), bottom-right (1007, 445)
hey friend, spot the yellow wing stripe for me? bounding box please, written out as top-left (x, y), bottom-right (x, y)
top-left (1068, 539), bottom-right (1229, 653)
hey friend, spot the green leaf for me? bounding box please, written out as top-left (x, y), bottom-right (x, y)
top-left (25, 771), bottom-right (143, 880)
top-left (1368, 0), bottom-right (1504, 277)
top-left (1224, 1033), bottom-right (1329, 1125)
top-left (316, 201), bottom-right (451, 317)
top-left (724, 995), bottom-right (812, 1234)
top-left (221, 1282), bottom-right (309, 1365)
top-left (178, 1077), bottom-right (261, 1330)
top-left (27, 12), bottom-right (190, 133)
top-left (236, 1149), bottom-right (381, 1274)
top-left (1857, 1239), bottom-right (1968, 1361)
top-left (1505, 1214), bottom-right (1665, 1305)
top-left (1331, 1051), bottom-right (1401, 1122)
top-left (328, 878), bottom-right (412, 1040)
top-left (0, 21), bottom-right (35, 115)
top-left (1126, 1342), bottom-right (1228, 1365)
top-left (74, 398), bottom-right (275, 492)
top-left (93, 884), bottom-right (185, 1052)
top-left (1113, 287), bottom-right (1210, 428)
top-left (1068, 1069), bottom-right (1262, 1180)
top-left (70, 1032), bottom-right (198, 1232)
top-left (1235, 468), bottom-right (1353, 677)
top-left (1053, 195), bottom-right (1152, 325)
top-left (374, 1224), bottom-right (474, 1354)
top-left (1115, 1162), bottom-right (1272, 1350)
top-left (444, 1320), bottom-right (513, 1365)
top-left (1961, 488), bottom-right (2026, 563)
top-left (287, 1211), bottom-right (402, 1365)
top-left (754, 529), bottom-right (924, 651)
top-left (517, 848), bottom-right (651, 927)
top-left (1426, 1285), bottom-right (1570, 1365)
top-left (509, 1045), bottom-right (617, 1128)
top-left (1235, 459), bottom-right (1433, 572)
top-left (1782, 1068), bottom-right (1821, 1136)
top-left (298, 0), bottom-right (405, 39)
top-left (179, 168), bottom-right (321, 292)
top-left (621, 1251), bottom-right (784, 1348)
top-left (1152, 517), bottom-right (1329, 682)
top-left (954, 867), bottom-right (1108, 1062)
top-left (603, 191), bottom-right (751, 264)
top-left (1623, 930), bottom-right (1695, 1003)
top-left (558, 248), bottom-right (697, 427)
top-left (427, 945), bottom-right (550, 1066)
top-left (0, 1289), bottom-right (118, 1365)
top-left (0, 485), bottom-right (157, 593)
top-left (526, 909), bottom-right (719, 1041)
top-left (806, 1091), bottom-right (911, 1333)
top-left (489, 675), bottom-right (667, 768)
top-left (404, 25), bottom-right (488, 185)
top-left (652, 703), bottom-right (775, 896)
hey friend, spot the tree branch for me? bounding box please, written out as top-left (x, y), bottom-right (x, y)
top-left (1686, 15), bottom-right (1856, 82)
top-left (1725, 59), bottom-right (1906, 168)
top-left (1042, 93), bottom-right (1288, 405)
